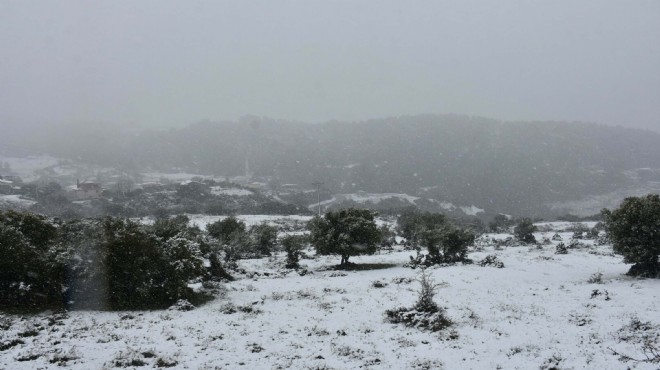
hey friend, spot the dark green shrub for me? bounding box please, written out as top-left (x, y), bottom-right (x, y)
top-left (207, 216), bottom-right (246, 244)
top-left (396, 210), bottom-right (447, 248)
top-left (103, 218), bottom-right (206, 309)
top-left (489, 214), bottom-right (514, 233)
top-left (1, 211), bottom-right (209, 311)
top-left (308, 208), bottom-right (381, 266)
top-left (151, 215), bottom-right (193, 240)
top-left (409, 226), bottom-right (474, 266)
top-left (249, 223), bottom-right (278, 256)
top-left (514, 218), bottom-right (537, 244)
top-left (555, 242), bottom-right (568, 254)
top-left (603, 194), bottom-right (660, 277)
top-left (281, 234), bottom-right (306, 269)
top-left (0, 211), bottom-right (61, 311)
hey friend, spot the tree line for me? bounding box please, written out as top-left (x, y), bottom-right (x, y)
top-left (2, 194), bottom-right (658, 312)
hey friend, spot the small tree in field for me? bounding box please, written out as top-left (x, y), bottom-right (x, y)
top-left (207, 216), bottom-right (246, 245)
top-left (207, 216), bottom-right (251, 262)
top-left (308, 208), bottom-right (381, 266)
top-left (397, 210), bottom-right (447, 248)
top-left (603, 194), bottom-right (660, 278)
top-left (489, 214), bottom-right (513, 233)
top-left (281, 234), bottom-right (306, 269)
top-left (249, 223), bottom-right (278, 256)
top-left (514, 218), bottom-right (537, 244)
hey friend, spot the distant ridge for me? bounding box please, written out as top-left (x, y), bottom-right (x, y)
top-left (20, 115), bottom-right (660, 217)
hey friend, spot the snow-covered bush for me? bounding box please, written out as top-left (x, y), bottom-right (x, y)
top-left (1, 210), bottom-right (213, 311)
top-left (0, 210), bottom-right (61, 311)
top-left (555, 243), bottom-right (568, 254)
top-left (479, 254), bottom-right (504, 268)
top-left (385, 270), bottom-right (452, 332)
top-left (514, 218), bottom-right (537, 244)
top-left (587, 272), bottom-right (603, 284)
top-left (611, 318), bottom-right (660, 364)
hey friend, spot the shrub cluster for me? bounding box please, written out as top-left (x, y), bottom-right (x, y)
top-left (513, 218), bottom-right (537, 244)
top-left (207, 216), bottom-right (278, 263)
top-left (0, 211), bottom-right (209, 311)
top-left (555, 243), bottom-right (568, 254)
top-left (479, 254), bottom-right (504, 268)
top-left (398, 210), bottom-right (475, 267)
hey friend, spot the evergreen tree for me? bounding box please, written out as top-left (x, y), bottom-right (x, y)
top-left (207, 216), bottom-right (246, 244)
top-left (396, 210), bottom-right (447, 247)
top-left (514, 218), bottom-right (537, 244)
top-left (281, 234), bottom-right (306, 269)
top-left (249, 223), bottom-right (278, 256)
top-left (308, 208), bottom-right (381, 266)
top-left (603, 194), bottom-right (660, 277)
top-left (0, 210), bottom-right (61, 310)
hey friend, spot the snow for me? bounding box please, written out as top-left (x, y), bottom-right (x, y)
top-left (548, 184), bottom-right (660, 217)
top-left (183, 214), bottom-right (313, 230)
top-left (209, 186), bottom-right (253, 197)
top-left (141, 172), bottom-right (215, 183)
top-left (1, 222), bottom-right (658, 369)
top-left (312, 193), bottom-right (420, 211)
top-left (459, 205), bottom-right (485, 216)
top-left (0, 155), bottom-right (59, 182)
top-left (535, 221), bottom-right (599, 231)
top-left (0, 194), bottom-right (37, 208)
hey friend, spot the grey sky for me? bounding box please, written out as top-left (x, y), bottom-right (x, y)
top-left (1, 1), bottom-right (659, 131)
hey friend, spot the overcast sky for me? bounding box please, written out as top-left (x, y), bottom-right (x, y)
top-left (1, 1), bottom-right (659, 131)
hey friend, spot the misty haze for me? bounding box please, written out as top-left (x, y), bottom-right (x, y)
top-left (1, 1), bottom-right (659, 369)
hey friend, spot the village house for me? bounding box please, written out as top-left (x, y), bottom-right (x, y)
top-left (69, 179), bottom-right (103, 200)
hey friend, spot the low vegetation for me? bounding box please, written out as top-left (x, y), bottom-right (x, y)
top-left (307, 208), bottom-right (381, 267)
top-left (385, 270), bottom-right (452, 332)
top-left (3, 197), bottom-right (660, 368)
top-left (0, 211), bottom-right (210, 311)
top-left (603, 194), bottom-right (660, 278)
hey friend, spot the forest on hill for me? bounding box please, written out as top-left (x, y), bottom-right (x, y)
top-left (8, 115), bottom-right (660, 217)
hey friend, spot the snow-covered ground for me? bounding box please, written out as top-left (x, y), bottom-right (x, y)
top-left (549, 183), bottom-right (660, 217)
top-left (140, 172), bottom-right (216, 184)
top-left (185, 214), bottom-right (314, 230)
top-left (312, 193), bottom-right (421, 211)
top-left (459, 205), bottom-right (485, 216)
top-left (311, 193), bottom-right (487, 218)
top-left (0, 155), bottom-right (60, 182)
top-left (1, 225), bottom-right (659, 369)
top-left (210, 186), bottom-right (253, 197)
top-left (0, 194), bottom-right (37, 209)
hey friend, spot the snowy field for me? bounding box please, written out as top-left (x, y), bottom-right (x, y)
top-left (0, 155), bottom-right (60, 182)
top-left (1, 224), bottom-right (659, 369)
top-left (0, 194), bottom-right (37, 209)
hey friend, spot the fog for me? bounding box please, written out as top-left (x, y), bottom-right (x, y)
top-left (1, 0), bottom-right (658, 131)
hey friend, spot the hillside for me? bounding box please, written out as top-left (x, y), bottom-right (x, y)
top-left (12, 115), bottom-right (660, 217)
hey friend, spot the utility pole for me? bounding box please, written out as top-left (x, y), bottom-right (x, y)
top-left (312, 181), bottom-right (323, 216)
